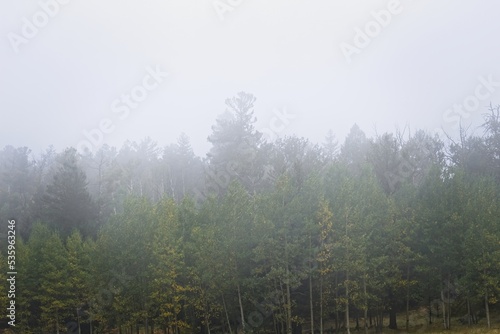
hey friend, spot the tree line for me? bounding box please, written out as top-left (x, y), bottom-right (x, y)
top-left (0, 92), bottom-right (499, 333)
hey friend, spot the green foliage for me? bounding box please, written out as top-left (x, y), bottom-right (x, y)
top-left (42, 148), bottom-right (96, 238)
top-left (7, 102), bottom-right (500, 332)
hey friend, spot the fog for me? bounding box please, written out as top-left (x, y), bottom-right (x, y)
top-left (1, 0), bottom-right (499, 156)
top-left (3, 3), bottom-right (500, 332)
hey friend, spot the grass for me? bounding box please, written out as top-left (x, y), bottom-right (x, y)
top-left (365, 307), bottom-right (500, 333)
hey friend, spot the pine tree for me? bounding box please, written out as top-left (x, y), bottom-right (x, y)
top-left (207, 92), bottom-right (265, 194)
top-left (42, 148), bottom-right (96, 238)
top-left (149, 198), bottom-right (190, 332)
top-left (0, 146), bottom-right (36, 238)
top-left (322, 130), bottom-right (339, 162)
top-left (26, 224), bottom-right (72, 333)
top-left (66, 230), bottom-right (93, 334)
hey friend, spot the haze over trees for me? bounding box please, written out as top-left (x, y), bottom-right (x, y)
top-left (0, 93), bottom-right (499, 333)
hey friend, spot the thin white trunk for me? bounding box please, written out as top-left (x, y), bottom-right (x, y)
top-left (280, 279), bottom-right (287, 334)
top-left (310, 273), bottom-right (314, 334)
top-left (363, 275), bottom-right (368, 334)
top-left (284, 215), bottom-right (292, 334)
top-left (319, 276), bottom-right (323, 334)
top-left (406, 265), bottom-right (410, 333)
top-left (222, 294), bottom-right (233, 334)
top-left (485, 292), bottom-right (491, 329)
top-left (447, 282), bottom-right (451, 330)
top-left (335, 274), bottom-right (339, 331)
top-left (238, 283), bottom-right (246, 334)
top-left (204, 291), bottom-right (211, 334)
top-left (466, 297), bottom-right (471, 326)
top-left (345, 277), bottom-right (350, 334)
top-left (441, 290), bottom-right (447, 329)
top-left (345, 212), bottom-right (350, 334)
top-left (77, 308), bottom-right (81, 334)
top-left (309, 234), bottom-right (314, 334)
top-left (286, 267), bottom-right (292, 334)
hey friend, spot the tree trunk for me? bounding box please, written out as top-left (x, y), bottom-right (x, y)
top-left (205, 306), bottom-right (212, 334)
top-left (56, 309), bottom-right (60, 334)
top-left (320, 276), bottom-right (323, 334)
top-left (310, 273), bottom-right (314, 334)
top-left (344, 212), bottom-right (350, 334)
top-left (466, 297), bottom-right (471, 326)
top-left (363, 276), bottom-right (368, 334)
top-left (280, 279), bottom-right (287, 334)
top-left (77, 308), bottom-right (81, 334)
top-left (379, 311), bottom-right (384, 332)
top-left (447, 293), bottom-right (451, 330)
top-left (406, 265), bottom-right (410, 333)
top-left (237, 283), bottom-right (246, 334)
top-left (286, 273), bottom-right (293, 334)
top-left (285, 228), bottom-right (292, 334)
top-left (440, 289), bottom-right (447, 330)
top-left (447, 277), bottom-right (451, 330)
top-left (335, 273), bottom-right (339, 333)
top-left (309, 234), bottom-right (314, 334)
top-left (485, 292), bottom-right (491, 329)
top-left (428, 293), bottom-right (432, 324)
top-left (388, 307), bottom-right (397, 330)
top-left (345, 272), bottom-right (350, 334)
top-left (222, 294), bottom-right (233, 334)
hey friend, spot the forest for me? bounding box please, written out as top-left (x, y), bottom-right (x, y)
top-left (0, 92), bottom-right (499, 333)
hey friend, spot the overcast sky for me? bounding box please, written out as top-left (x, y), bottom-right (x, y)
top-left (1, 0), bottom-right (500, 157)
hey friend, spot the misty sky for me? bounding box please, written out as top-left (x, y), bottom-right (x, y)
top-left (1, 0), bottom-right (500, 156)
